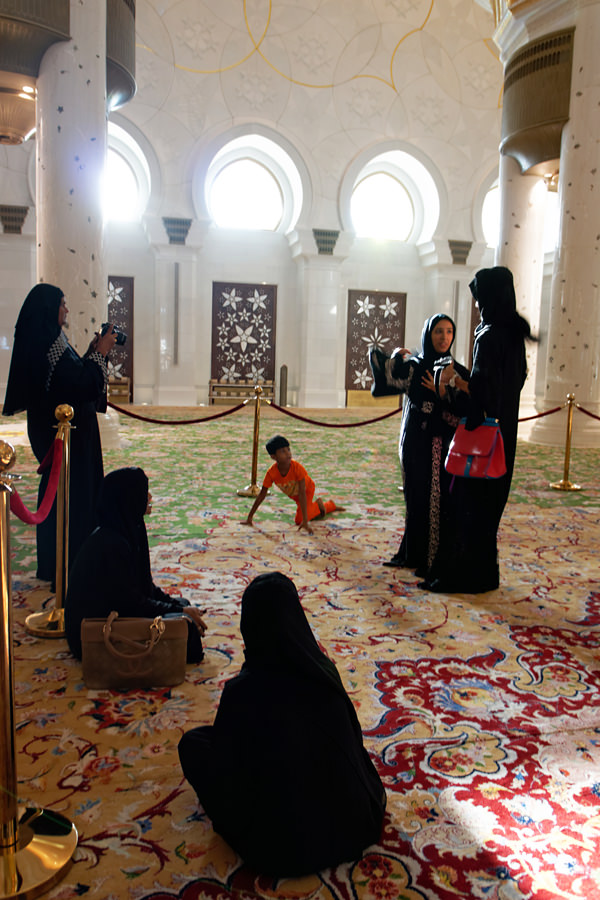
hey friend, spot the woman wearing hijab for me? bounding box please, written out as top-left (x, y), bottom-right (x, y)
top-left (371, 314), bottom-right (470, 575)
top-left (64, 467), bottom-right (205, 661)
top-left (2, 283), bottom-right (117, 582)
top-left (422, 266), bottom-right (535, 593)
top-left (178, 572), bottom-right (386, 876)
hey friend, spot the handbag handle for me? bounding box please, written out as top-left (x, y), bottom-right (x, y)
top-left (102, 611), bottom-right (165, 660)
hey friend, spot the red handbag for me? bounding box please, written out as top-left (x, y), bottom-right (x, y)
top-left (445, 418), bottom-right (507, 479)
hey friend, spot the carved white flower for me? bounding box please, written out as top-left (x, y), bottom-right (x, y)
top-left (222, 289), bottom-right (242, 310)
top-left (107, 361), bottom-right (123, 379)
top-left (353, 368), bottom-right (372, 389)
top-left (251, 366), bottom-right (265, 382)
top-left (230, 325), bottom-right (258, 352)
top-left (361, 326), bottom-right (390, 350)
top-left (221, 364), bottom-right (240, 381)
top-left (107, 282), bottom-right (123, 305)
top-left (379, 297), bottom-right (397, 318)
top-left (357, 296), bottom-right (375, 317)
top-left (250, 289), bottom-right (268, 311)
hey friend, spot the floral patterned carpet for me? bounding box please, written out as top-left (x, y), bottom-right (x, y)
top-left (5, 404), bottom-right (600, 900)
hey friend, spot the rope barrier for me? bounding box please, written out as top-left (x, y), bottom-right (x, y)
top-left (267, 400), bottom-right (402, 428)
top-left (518, 404), bottom-right (563, 422)
top-left (107, 400), bottom-right (245, 424)
top-left (576, 404), bottom-right (600, 422)
top-left (10, 437), bottom-right (63, 525)
top-left (108, 396), bottom-right (578, 429)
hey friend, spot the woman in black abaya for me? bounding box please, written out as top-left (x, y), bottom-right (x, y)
top-left (372, 314), bottom-right (470, 575)
top-left (422, 266), bottom-right (534, 593)
top-left (65, 467), bottom-right (205, 661)
top-left (2, 284), bottom-right (116, 582)
top-left (178, 572), bottom-right (386, 877)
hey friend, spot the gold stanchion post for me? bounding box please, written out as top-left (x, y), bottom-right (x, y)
top-left (25, 404), bottom-right (74, 637)
top-left (550, 393), bottom-right (581, 491)
top-left (0, 440), bottom-right (78, 899)
top-left (237, 385), bottom-right (266, 498)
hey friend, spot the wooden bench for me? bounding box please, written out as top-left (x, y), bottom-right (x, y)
top-left (208, 379), bottom-right (275, 405)
top-left (108, 377), bottom-right (131, 403)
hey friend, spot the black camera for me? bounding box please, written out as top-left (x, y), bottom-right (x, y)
top-left (101, 322), bottom-right (127, 346)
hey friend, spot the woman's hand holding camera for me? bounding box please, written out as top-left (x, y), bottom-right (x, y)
top-left (87, 325), bottom-right (118, 357)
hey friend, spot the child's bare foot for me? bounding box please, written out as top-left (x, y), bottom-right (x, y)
top-left (317, 498), bottom-right (326, 518)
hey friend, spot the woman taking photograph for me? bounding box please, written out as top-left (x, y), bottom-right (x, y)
top-left (2, 283), bottom-right (116, 582)
top-left (422, 266), bottom-right (535, 593)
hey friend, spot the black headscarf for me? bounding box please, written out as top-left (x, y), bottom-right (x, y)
top-left (413, 313), bottom-right (456, 366)
top-left (3, 283), bottom-right (64, 416)
top-left (96, 467), bottom-right (153, 594)
top-left (470, 267), bottom-right (533, 338)
top-left (240, 572), bottom-right (347, 698)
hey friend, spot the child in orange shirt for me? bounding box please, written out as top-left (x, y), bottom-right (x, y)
top-left (242, 435), bottom-right (341, 535)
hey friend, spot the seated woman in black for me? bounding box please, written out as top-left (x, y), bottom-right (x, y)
top-left (65, 467), bottom-right (205, 662)
top-left (178, 571), bottom-right (386, 877)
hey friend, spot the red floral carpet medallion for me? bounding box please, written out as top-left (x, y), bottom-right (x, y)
top-left (6, 410), bottom-right (600, 899)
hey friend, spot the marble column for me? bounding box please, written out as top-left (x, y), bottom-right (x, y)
top-left (496, 153), bottom-right (546, 422)
top-left (288, 229), bottom-right (353, 408)
top-left (530, 6), bottom-right (600, 447)
top-left (36, 0), bottom-right (107, 354)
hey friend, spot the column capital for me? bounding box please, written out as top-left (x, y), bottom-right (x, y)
top-left (287, 227), bottom-right (354, 262)
top-left (144, 214), bottom-right (208, 252)
top-left (493, 0), bottom-right (579, 60)
top-left (417, 238), bottom-right (487, 269)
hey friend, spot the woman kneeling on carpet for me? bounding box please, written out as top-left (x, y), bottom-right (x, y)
top-left (178, 571), bottom-right (386, 876)
top-left (65, 467), bottom-right (206, 662)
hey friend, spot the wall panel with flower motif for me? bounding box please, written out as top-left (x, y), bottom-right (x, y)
top-left (345, 289), bottom-right (406, 394)
top-left (211, 282), bottom-right (277, 383)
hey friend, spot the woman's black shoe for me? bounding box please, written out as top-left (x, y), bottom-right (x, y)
top-left (383, 556), bottom-right (403, 568)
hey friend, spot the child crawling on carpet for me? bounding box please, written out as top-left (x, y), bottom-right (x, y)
top-left (242, 434), bottom-right (342, 535)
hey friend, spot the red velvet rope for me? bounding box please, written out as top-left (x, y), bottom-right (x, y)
top-left (108, 397), bottom-right (571, 429)
top-left (10, 438), bottom-right (63, 525)
top-left (576, 404), bottom-right (600, 422)
top-left (517, 405), bottom-right (563, 422)
top-left (267, 401), bottom-right (402, 428)
top-left (107, 401), bottom-right (245, 424)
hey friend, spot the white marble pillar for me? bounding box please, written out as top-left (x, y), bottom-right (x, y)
top-left (288, 230), bottom-right (353, 408)
top-left (530, 7), bottom-right (600, 447)
top-left (36, 0), bottom-right (107, 354)
top-left (496, 153), bottom-right (546, 422)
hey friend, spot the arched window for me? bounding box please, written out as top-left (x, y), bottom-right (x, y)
top-left (481, 183), bottom-right (500, 249)
top-left (351, 173), bottom-right (413, 240)
top-left (209, 159), bottom-right (283, 230)
top-left (204, 134), bottom-right (303, 233)
top-left (103, 122), bottom-right (151, 222)
top-left (343, 149), bottom-right (441, 243)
